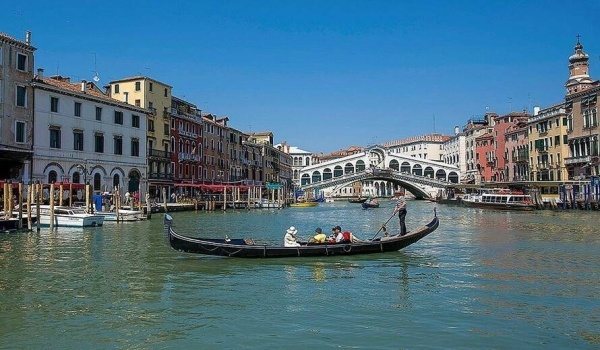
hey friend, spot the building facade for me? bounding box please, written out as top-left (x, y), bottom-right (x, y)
top-left (564, 38), bottom-right (599, 179)
top-left (107, 76), bottom-right (173, 199)
top-left (31, 73), bottom-right (148, 195)
top-left (527, 104), bottom-right (569, 181)
top-left (0, 31), bottom-right (36, 182)
top-left (170, 96), bottom-right (202, 184)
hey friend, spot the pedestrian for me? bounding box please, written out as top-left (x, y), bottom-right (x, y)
top-left (392, 190), bottom-right (408, 235)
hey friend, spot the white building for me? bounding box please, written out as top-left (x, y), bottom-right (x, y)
top-left (276, 142), bottom-right (313, 188)
top-left (443, 126), bottom-right (467, 176)
top-left (382, 134), bottom-right (451, 162)
top-left (31, 71), bottom-right (148, 196)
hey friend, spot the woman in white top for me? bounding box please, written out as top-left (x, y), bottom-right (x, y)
top-left (284, 226), bottom-right (301, 247)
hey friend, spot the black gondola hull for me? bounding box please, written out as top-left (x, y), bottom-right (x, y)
top-left (165, 214), bottom-right (439, 258)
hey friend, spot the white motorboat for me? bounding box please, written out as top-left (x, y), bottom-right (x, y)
top-left (96, 209), bottom-right (145, 222)
top-left (23, 205), bottom-right (105, 227)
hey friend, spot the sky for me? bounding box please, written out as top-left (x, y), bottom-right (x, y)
top-left (2, 0), bottom-right (599, 154)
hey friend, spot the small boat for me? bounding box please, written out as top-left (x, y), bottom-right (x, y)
top-left (164, 210), bottom-right (440, 258)
top-left (96, 208), bottom-right (145, 222)
top-left (362, 200), bottom-right (380, 209)
top-left (462, 189), bottom-right (535, 211)
top-left (348, 197), bottom-right (368, 203)
top-left (289, 201), bottom-right (318, 208)
top-left (35, 205), bottom-right (105, 227)
top-left (0, 218), bottom-right (20, 232)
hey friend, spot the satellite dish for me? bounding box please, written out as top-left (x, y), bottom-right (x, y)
top-left (93, 74), bottom-right (100, 82)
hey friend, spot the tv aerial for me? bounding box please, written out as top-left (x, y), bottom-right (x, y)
top-left (92, 52), bottom-right (100, 82)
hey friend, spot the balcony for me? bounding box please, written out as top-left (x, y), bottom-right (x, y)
top-left (147, 172), bottom-right (174, 181)
top-left (178, 152), bottom-right (201, 162)
top-left (148, 107), bottom-right (157, 116)
top-left (147, 148), bottom-right (172, 159)
top-left (565, 155), bottom-right (590, 165)
top-left (177, 128), bottom-right (198, 139)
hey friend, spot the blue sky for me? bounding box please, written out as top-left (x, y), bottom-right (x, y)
top-left (3, 0), bottom-right (599, 153)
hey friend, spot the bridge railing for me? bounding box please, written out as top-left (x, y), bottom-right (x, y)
top-left (301, 169), bottom-right (452, 190)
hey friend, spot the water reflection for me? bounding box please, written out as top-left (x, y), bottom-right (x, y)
top-left (1, 202), bottom-right (600, 347)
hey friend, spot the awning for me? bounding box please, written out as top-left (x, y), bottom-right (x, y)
top-left (173, 183), bottom-right (252, 192)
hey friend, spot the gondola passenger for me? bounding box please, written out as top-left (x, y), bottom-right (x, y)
top-left (312, 228), bottom-right (327, 243)
top-left (284, 226), bottom-right (301, 247)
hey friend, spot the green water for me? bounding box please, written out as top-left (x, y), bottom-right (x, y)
top-left (1, 201), bottom-right (599, 349)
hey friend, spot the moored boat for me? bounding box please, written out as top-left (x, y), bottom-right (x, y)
top-left (96, 209), bottom-right (145, 222)
top-left (20, 205), bottom-right (104, 227)
top-left (164, 210), bottom-right (439, 258)
top-left (289, 201), bottom-right (318, 208)
top-left (462, 189), bottom-right (535, 211)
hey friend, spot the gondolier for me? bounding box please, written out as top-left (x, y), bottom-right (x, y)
top-left (392, 191), bottom-right (407, 235)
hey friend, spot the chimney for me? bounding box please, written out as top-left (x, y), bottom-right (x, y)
top-left (533, 106), bottom-right (540, 116)
top-left (454, 126), bottom-right (459, 135)
top-left (25, 31), bottom-right (31, 46)
top-left (81, 80), bottom-right (87, 93)
top-left (123, 91), bottom-right (129, 104)
top-left (37, 68), bottom-right (44, 80)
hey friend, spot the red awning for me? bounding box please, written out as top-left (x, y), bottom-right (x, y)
top-left (173, 183), bottom-right (252, 192)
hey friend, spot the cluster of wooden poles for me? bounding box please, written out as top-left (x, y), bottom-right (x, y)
top-left (2, 181), bottom-right (93, 231)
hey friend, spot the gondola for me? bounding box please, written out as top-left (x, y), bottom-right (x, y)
top-left (348, 197), bottom-right (368, 203)
top-left (164, 210), bottom-right (439, 258)
top-left (362, 201), bottom-right (380, 209)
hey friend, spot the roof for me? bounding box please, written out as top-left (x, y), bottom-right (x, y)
top-left (0, 31), bottom-right (36, 50)
top-left (34, 76), bottom-right (148, 113)
top-left (108, 76), bottom-right (172, 88)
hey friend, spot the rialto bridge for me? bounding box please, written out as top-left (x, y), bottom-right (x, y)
top-left (298, 146), bottom-right (460, 199)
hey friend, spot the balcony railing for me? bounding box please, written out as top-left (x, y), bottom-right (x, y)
top-left (147, 172), bottom-right (174, 180)
top-left (178, 152), bottom-right (201, 162)
top-left (147, 148), bottom-right (172, 159)
top-left (565, 155), bottom-right (590, 165)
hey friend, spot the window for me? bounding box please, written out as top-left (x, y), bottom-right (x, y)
top-left (73, 130), bottom-right (84, 150)
top-left (148, 119), bottom-right (155, 132)
top-left (114, 111), bottom-right (123, 125)
top-left (51, 97), bottom-right (59, 112)
top-left (114, 136), bottom-right (123, 155)
top-left (131, 138), bottom-right (140, 157)
top-left (50, 127), bottom-right (61, 148)
top-left (114, 84), bottom-right (120, 93)
top-left (17, 53), bottom-right (27, 71)
top-left (132, 114), bottom-right (140, 128)
top-left (95, 107), bottom-right (102, 121)
top-left (135, 81), bottom-right (141, 91)
top-left (164, 88), bottom-right (168, 97)
top-left (15, 121), bottom-right (26, 143)
top-left (135, 99), bottom-right (141, 107)
top-left (149, 82), bottom-right (153, 91)
top-left (74, 102), bottom-right (82, 117)
top-left (16, 85), bottom-right (26, 107)
top-left (95, 133), bottom-right (104, 153)
top-left (164, 123), bottom-right (169, 135)
top-left (148, 101), bottom-right (153, 109)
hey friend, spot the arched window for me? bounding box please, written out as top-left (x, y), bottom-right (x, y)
top-left (113, 174), bottom-right (120, 190)
top-left (93, 173), bottom-right (101, 192)
top-left (48, 171), bottom-right (57, 183)
top-left (389, 160), bottom-right (399, 171)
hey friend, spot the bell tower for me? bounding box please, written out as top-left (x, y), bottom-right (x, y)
top-left (565, 35), bottom-right (594, 96)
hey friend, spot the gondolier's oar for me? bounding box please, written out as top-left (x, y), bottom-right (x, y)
top-left (370, 212), bottom-right (396, 240)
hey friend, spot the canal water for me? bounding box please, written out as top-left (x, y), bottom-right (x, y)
top-left (1, 201), bottom-right (599, 349)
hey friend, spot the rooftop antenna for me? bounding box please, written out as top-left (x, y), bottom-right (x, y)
top-left (508, 97), bottom-right (512, 112)
top-left (92, 53), bottom-right (100, 82)
top-left (433, 114), bottom-right (436, 133)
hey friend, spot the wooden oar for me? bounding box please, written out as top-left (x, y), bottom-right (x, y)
top-left (370, 212), bottom-right (396, 240)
